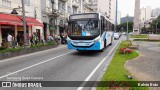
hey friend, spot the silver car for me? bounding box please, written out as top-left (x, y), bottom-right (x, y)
top-left (114, 33), bottom-right (120, 40)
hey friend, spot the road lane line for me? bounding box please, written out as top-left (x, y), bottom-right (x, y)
top-left (77, 42), bottom-right (120, 90)
top-left (0, 45), bottom-right (66, 63)
top-left (0, 51), bottom-right (74, 79)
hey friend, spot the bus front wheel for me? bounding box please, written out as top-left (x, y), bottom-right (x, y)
top-left (100, 40), bottom-right (106, 52)
top-left (109, 37), bottom-right (113, 45)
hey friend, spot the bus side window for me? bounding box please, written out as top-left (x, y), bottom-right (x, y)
top-left (101, 16), bottom-right (105, 34)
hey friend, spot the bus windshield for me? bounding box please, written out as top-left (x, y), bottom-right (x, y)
top-left (68, 19), bottom-right (99, 36)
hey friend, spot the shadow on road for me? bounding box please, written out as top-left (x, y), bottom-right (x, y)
top-left (71, 50), bottom-right (101, 57)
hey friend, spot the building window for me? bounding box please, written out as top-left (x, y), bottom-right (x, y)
top-left (1, 0), bottom-right (11, 8)
top-left (73, 7), bottom-right (77, 14)
top-left (58, 1), bottom-right (65, 14)
top-left (24, 0), bottom-right (30, 5)
top-left (68, 6), bottom-right (71, 14)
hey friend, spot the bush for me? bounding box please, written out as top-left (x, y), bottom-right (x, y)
top-left (119, 48), bottom-right (133, 54)
top-left (0, 47), bottom-right (23, 53)
top-left (46, 41), bottom-right (54, 46)
top-left (31, 43), bottom-right (44, 48)
top-left (0, 47), bottom-right (7, 51)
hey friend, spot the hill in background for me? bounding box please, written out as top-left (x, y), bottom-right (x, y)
top-left (121, 16), bottom-right (134, 23)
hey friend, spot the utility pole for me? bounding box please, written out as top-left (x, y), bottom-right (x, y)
top-left (21, 0), bottom-right (27, 49)
top-left (126, 14), bottom-right (129, 41)
top-left (114, 0), bottom-right (118, 32)
top-left (51, 0), bottom-right (56, 39)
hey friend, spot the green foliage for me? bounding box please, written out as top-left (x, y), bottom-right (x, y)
top-left (0, 47), bottom-right (23, 53)
top-left (97, 41), bottom-right (148, 90)
top-left (45, 41), bottom-right (55, 46)
top-left (133, 39), bottom-right (160, 42)
top-left (116, 22), bottom-right (133, 32)
top-left (129, 35), bottom-right (148, 38)
top-left (150, 15), bottom-right (160, 33)
top-left (31, 43), bottom-right (44, 48)
top-left (0, 47), bottom-right (7, 51)
top-left (0, 41), bottom-right (55, 53)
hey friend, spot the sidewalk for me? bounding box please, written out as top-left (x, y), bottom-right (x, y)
top-left (125, 41), bottom-right (160, 90)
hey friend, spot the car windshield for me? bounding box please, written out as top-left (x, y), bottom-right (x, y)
top-left (68, 19), bottom-right (99, 36)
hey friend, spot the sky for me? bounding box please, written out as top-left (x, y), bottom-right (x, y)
top-left (118, 0), bottom-right (160, 17)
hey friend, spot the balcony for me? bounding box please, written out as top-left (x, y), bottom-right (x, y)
top-left (46, 7), bottom-right (61, 17)
top-left (59, 0), bottom-right (68, 2)
top-left (72, 0), bottom-right (79, 8)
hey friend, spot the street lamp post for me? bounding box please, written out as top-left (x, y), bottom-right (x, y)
top-left (114, 0), bottom-right (118, 32)
top-left (21, 0), bottom-right (27, 49)
top-left (51, 0), bottom-right (56, 40)
top-left (126, 14), bottom-right (129, 41)
top-left (156, 22), bottom-right (158, 34)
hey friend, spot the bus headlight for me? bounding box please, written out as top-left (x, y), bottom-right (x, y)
top-left (94, 37), bottom-right (100, 43)
top-left (67, 37), bottom-right (71, 42)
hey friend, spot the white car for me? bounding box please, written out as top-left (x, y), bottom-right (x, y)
top-left (114, 33), bottom-right (120, 40)
top-left (122, 32), bottom-right (126, 35)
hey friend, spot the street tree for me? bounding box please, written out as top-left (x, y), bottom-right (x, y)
top-left (150, 15), bottom-right (160, 33)
top-left (116, 22), bottom-right (133, 32)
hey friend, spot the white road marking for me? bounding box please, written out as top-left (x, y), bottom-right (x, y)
top-left (0, 45), bottom-right (66, 63)
top-left (77, 42), bottom-right (120, 90)
top-left (0, 51), bottom-right (74, 79)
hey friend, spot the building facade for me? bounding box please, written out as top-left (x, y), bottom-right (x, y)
top-left (140, 6), bottom-right (152, 29)
top-left (41, 0), bottom-right (92, 38)
top-left (151, 7), bottom-right (160, 18)
top-left (91, 0), bottom-right (115, 23)
top-left (0, 0), bottom-right (115, 46)
top-left (140, 6), bottom-right (151, 22)
top-left (0, 0), bottom-right (43, 46)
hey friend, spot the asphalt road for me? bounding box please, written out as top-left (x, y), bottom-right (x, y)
top-left (0, 37), bottom-right (123, 90)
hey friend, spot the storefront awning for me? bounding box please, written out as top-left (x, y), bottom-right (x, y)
top-left (0, 13), bottom-right (43, 27)
top-left (0, 14), bottom-right (23, 26)
top-left (25, 17), bottom-right (43, 27)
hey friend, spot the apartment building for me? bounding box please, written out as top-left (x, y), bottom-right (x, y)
top-left (140, 6), bottom-right (151, 22)
top-left (91, 0), bottom-right (115, 23)
top-left (41, 0), bottom-right (88, 38)
top-left (152, 8), bottom-right (160, 18)
top-left (0, 0), bottom-right (43, 46)
top-left (140, 6), bottom-right (152, 28)
top-left (83, 0), bottom-right (93, 13)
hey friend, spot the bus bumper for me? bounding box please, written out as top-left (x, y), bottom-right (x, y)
top-left (67, 42), bottom-right (101, 51)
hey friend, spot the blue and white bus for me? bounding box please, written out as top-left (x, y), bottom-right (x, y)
top-left (67, 13), bottom-right (114, 51)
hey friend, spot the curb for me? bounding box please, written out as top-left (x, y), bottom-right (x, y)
top-left (0, 45), bottom-right (65, 60)
top-left (91, 42), bottom-right (120, 90)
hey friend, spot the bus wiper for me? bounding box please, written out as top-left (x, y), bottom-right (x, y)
top-left (83, 19), bottom-right (92, 31)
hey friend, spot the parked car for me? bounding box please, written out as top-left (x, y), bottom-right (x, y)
top-left (129, 32), bottom-right (133, 35)
top-left (122, 32), bottom-right (127, 35)
top-left (114, 33), bottom-right (120, 40)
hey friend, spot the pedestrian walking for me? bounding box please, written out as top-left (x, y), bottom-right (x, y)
top-left (12, 35), bottom-right (17, 48)
top-left (16, 33), bottom-right (21, 46)
top-left (30, 34), bottom-right (34, 45)
top-left (34, 34), bottom-right (38, 45)
top-left (7, 33), bottom-right (12, 48)
top-left (48, 34), bottom-right (53, 41)
top-left (41, 34), bottom-right (45, 44)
